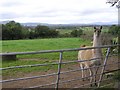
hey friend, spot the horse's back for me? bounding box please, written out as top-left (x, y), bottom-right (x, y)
top-left (78, 49), bottom-right (93, 60)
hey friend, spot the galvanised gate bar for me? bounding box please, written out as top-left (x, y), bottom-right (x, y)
top-left (0, 44), bottom-right (120, 89)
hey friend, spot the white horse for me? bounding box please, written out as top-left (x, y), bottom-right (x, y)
top-left (78, 26), bottom-right (103, 87)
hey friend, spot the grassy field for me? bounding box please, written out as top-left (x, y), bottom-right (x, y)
top-left (2, 38), bottom-right (90, 52)
top-left (2, 38), bottom-right (91, 59)
top-left (1, 26), bottom-right (110, 76)
top-left (2, 27), bottom-right (118, 88)
top-left (2, 38), bottom-right (91, 76)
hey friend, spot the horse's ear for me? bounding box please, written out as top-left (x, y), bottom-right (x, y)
top-left (94, 27), bottom-right (96, 29)
top-left (100, 26), bottom-right (102, 29)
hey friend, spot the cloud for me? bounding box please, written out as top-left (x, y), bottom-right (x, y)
top-left (0, 0), bottom-right (24, 7)
top-left (0, 0), bottom-right (118, 24)
top-left (0, 12), bottom-right (20, 19)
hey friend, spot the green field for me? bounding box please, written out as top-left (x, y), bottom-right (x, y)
top-left (2, 38), bottom-right (91, 60)
top-left (1, 26), bottom-right (110, 76)
top-left (2, 38), bottom-right (90, 52)
top-left (2, 38), bottom-right (91, 76)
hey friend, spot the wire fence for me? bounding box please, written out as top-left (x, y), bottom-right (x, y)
top-left (0, 44), bottom-right (120, 89)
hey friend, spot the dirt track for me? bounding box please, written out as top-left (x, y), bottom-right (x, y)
top-left (2, 55), bottom-right (119, 88)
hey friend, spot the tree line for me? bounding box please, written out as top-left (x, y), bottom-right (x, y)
top-left (2, 21), bottom-right (119, 40)
top-left (2, 21), bottom-right (84, 40)
top-left (2, 21), bottom-right (60, 40)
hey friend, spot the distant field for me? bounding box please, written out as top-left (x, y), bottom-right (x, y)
top-left (2, 38), bottom-right (91, 60)
top-left (2, 26), bottom-right (109, 76)
top-left (2, 38), bottom-right (91, 52)
top-left (2, 38), bottom-right (91, 75)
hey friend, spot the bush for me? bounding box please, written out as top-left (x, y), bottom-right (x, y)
top-left (108, 25), bottom-right (120, 36)
top-left (2, 21), bottom-right (23, 40)
top-left (70, 29), bottom-right (83, 37)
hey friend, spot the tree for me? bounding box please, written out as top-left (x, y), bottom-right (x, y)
top-left (2, 24), bottom-right (9, 40)
top-left (71, 29), bottom-right (83, 37)
top-left (2, 21), bottom-right (23, 40)
top-left (108, 25), bottom-right (120, 36)
top-left (48, 30), bottom-right (59, 38)
top-left (35, 25), bottom-right (50, 38)
top-left (28, 31), bottom-right (35, 39)
top-left (71, 30), bottom-right (78, 37)
top-left (107, 0), bottom-right (120, 53)
top-left (106, 0), bottom-right (119, 7)
top-left (21, 26), bottom-right (30, 39)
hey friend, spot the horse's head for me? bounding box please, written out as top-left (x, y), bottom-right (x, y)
top-left (94, 26), bottom-right (102, 37)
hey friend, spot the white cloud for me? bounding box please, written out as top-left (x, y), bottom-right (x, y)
top-left (0, 0), bottom-right (118, 24)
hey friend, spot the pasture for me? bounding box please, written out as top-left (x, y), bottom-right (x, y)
top-left (2, 42), bottom-right (119, 88)
top-left (2, 38), bottom-right (91, 76)
top-left (2, 38), bottom-right (91, 52)
top-left (1, 27), bottom-right (119, 88)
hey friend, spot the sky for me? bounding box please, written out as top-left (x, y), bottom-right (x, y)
top-left (0, 0), bottom-right (118, 24)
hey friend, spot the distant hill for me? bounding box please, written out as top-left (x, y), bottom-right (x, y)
top-left (0, 21), bottom-right (50, 26)
top-left (0, 21), bottom-right (10, 24)
top-left (0, 20), bottom-right (117, 27)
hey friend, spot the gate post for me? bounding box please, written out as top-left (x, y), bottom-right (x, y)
top-left (98, 47), bottom-right (111, 87)
top-left (55, 51), bottom-right (63, 90)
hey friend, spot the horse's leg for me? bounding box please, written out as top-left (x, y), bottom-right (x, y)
top-left (90, 69), bottom-right (93, 87)
top-left (87, 66), bottom-right (93, 87)
top-left (84, 66), bottom-right (88, 80)
top-left (80, 63), bottom-right (85, 81)
top-left (94, 66), bottom-right (99, 86)
top-left (84, 65), bottom-right (89, 80)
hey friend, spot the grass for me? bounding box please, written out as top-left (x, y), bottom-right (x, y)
top-left (2, 60), bottom-right (58, 76)
top-left (2, 38), bottom-right (90, 52)
top-left (2, 38), bottom-right (91, 59)
top-left (2, 38), bottom-right (91, 76)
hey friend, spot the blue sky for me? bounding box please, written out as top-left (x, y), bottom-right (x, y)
top-left (0, 0), bottom-right (118, 24)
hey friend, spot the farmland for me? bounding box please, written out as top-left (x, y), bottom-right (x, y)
top-left (2, 38), bottom-right (91, 76)
top-left (2, 38), bottom-right (91, 52)
top-left (1, 26), bottom-right (111, 76)
top-left (1, 26), bottom-right (119, 88)
top-left (1, 37), bottom-right (119, 88)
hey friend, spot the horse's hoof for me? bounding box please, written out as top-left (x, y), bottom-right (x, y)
top-left (94, 83), bottom-right (97, 86)
top-left (90, 84), bottom-right (93, 87)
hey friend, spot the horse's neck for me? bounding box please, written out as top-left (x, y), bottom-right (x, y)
top-left (92, 34), bottom-right (102, 58)
top-left (93, 34), bottom-right (102, 47)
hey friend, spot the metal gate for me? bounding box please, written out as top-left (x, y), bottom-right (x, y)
top-left (0, 44), bottom-right (120, 89)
